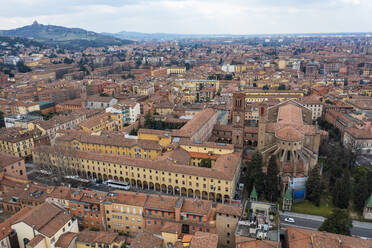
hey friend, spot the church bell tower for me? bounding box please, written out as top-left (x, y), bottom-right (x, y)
top-left (232, 92), bottom-right (245, 149)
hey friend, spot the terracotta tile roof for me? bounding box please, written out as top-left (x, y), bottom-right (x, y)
top-left (187, 152), bottom-right (218, 160)
top-left (0, 152), bottom-right (23, 169)
top-left (265, 101), bottom-right (318, 140)
top-left (347, 99), bottom-right (372, 110)
top-left (161, 222), bottom-right (182, 234)
top-left (182, 198), bottom-right (212, 216)
top-left (79, 112), bottom-right (112, 129)
top-left (87, 95), bottom-right (116, 103)
top-left (216, 204), bottom-right (243, 216)
top-left (161, 147), bottom-right (191, 165)
top-left (287, 226), bottom-right (372, 248)
top-left (190, 231), bottom-right (218, 248)
top-left (173, 108), bottom-right (216, 138)
top-left (77, 230), bottom-right (124, 244)
top-left (34, 146), bottom-right (241, 181)
top-left (107, 191), bottom-right (148, 207)
top-left (213, 124), bottom-right (232, 132)
top-left (236, 238), bottom-right (280, 248)
top-left (47, 186), bottom-right (71, 200)
top-left (345, 126), bottom-right (372, 139)
top-left (0, 127), bottom-right (38, 143)
top-left (277, 102), bottom-right (303, 128)
top-left (13, 202), bottom-right (71, 238)
top-left (275, 126), bottom-right (304, 141)
top-left (0, 207), bottom-right (31, 241)
top-left (138, 128), bottom-right (170, 137)
top-left (144, 194), bottom-right (179, 212)
top-left (130, 231), bottom-right (163, 248)
top-left (55, 232), bottom-right (78, 248)
top-left (35, 112), bottom-right (83, 130)
top-left (57, 129), bottom-right (162, 151)
top-left (71, 189), bottom-right (107, 204)
top-left (27, 234), bottom-right (45, 248)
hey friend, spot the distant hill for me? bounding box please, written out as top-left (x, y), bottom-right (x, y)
top-left (0, 22), bottom-right (134, 50)
top-left (106, 30), bottom-right (372, 41)
top-left (104, 30), bottom-right (228, 41)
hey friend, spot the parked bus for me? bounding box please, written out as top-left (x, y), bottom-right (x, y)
top-left (104, 180), bottom-right (131, 190)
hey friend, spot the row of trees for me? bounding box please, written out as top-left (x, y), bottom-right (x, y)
top-left (245, 152), bottom-right (281, 202)
top-left (304, 118), bottom-right (372, 235)
top-left (306, 119), bottom-right (372, 215)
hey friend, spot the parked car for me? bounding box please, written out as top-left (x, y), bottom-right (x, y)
top-left (284, 217), bottom-right (295, 223)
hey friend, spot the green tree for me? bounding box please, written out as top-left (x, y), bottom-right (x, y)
top-left (200, 158), bottom-right (212, 168)
top-left (353, 176), bottom-right (369, 213)
top-left (306, 165), bottom-right (322, 206)
top-left (262, 85), bottom-right (269, 90)
top-left (332, 171), bottom-right (351, 209)
top-left (129, 128), bottom-right (138, 136)
top-left (265, 155), bottom-right (279, 202)
top-left (246, 152), bottom-right (265, 197)
top-left (144, 113), bottom-right (153, 128)
top-left (278, 84), bottom-right (286, 90)
top-left (368, 170), bottom-right (372, 195)
top-left (63, 57), bottom-right (73, 64)
top-left (16, 61), bottom-right (31, 73)
top-left (319, 208), bottom-right (352, 235)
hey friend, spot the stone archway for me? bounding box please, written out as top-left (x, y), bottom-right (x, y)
top-left (181, 187), bottom-right (187, 197)
top-left (216, 194), bottom-right (222, 203)
top-left (155, 183), bottom-right (160, 191)
top-left (143, 181), bottom-right (148, 190)
top-left (202, 191), bottom-right (208, 200)
top-left (137, 180), bottom-right (142, 189)
top-left (168, 185), bottom-right (174, 194)
top-left (187, 188), bottom-right (194, 198)
top-left (161, 184), bottom-right (167, 193)
top-left (149, 182), bottom-right (154, 190)
top-left (175, 186), bottom-right (180, 195)
top-left (119, 177), bottom-right (124, 182)
top-left (131, 179), bottom-right (136, 187)
top-left (195, 190), bottom-right (201, 199)
top-left (209, 192), bottom-right (215, 201)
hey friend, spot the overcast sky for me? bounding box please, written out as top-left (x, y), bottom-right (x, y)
top-left (0, 0), bottom-right (371, 34)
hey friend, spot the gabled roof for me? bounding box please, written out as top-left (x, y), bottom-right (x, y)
top-left (366, 194), bottom-right (372, 208)
top-left (12, 202), bottom-right (71, 238)
top-left (284, 187), bottom-right (292, 200)
top-left (250, 186), bottom-right (257, 199)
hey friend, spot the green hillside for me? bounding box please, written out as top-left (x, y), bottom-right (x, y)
top-left (0, 22), bottom-right (134, 50)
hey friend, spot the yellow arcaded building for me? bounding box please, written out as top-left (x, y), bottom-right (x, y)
top-left (33, 145), bottom-right (242, 202)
